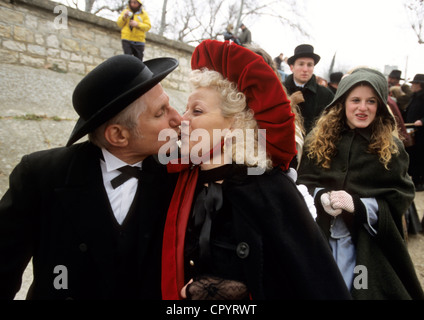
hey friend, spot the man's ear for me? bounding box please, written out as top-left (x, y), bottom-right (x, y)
top-left (104, 124), bottom-right (130, 147)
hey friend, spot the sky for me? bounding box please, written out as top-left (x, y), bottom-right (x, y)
top-left (58, 0), bottom-right (424, 82)
top-left (250, 0), bottom-right (424, 81)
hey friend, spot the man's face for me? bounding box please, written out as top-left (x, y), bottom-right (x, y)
top-left (127, 84), bottom-right (182, 158)
top-left (129, 0), bottom-right (141, 11)
top-left (290, 57), bottom-right (315, 85)
top-left (388, 77), bottom-right (399, 87)
top-left (411, 83), bottom-right (422, 93)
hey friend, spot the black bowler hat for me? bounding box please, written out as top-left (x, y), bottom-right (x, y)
top-left (287, 44), bottom-right (320, 66)
top-left (67, 55), bottom-right (178, 146)
top-left (329, 72), bottom-right (343, 84)
top-left (388, 69), bottom-right (403, 80)
top-left (410, 73), bottom-right (424, 84)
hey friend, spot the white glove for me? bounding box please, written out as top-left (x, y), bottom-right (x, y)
top-left (329, 190), bottom-right (355, 213)
top-left (297, 184), bottom-right (317, 220)
top-left (285, 168), bottom-right (317, 220)
top-left (321, 192), bottom-right (342, 217)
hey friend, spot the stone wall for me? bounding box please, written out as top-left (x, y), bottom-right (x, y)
top-left (0, 0), bottom-right (194, 92)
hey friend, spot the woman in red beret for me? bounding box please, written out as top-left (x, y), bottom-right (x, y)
top-left (161, 40), bottom-right (351, 300)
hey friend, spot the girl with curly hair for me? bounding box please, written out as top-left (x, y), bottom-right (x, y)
top-left (298, 68), bottom-right (424, 300)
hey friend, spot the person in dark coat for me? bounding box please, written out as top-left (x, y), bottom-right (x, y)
top-left (284, 44), bottom-right (334, 134)
top-left (223, 23), bottom-right (241, 45)
top-left (298, 67), bottom-right (424, 300)
top-left (0, 55), bottom-right (182, 299)
top-left (161, 40), bottom-right (351, 300)
top-left (405, 74), bottom-right (424, 191)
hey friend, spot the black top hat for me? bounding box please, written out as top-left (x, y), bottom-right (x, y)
top-left (388, 69), bottom-right (403, 80)
top-left (67, 55), bottom-right (178, 146)
top-left (287, 44), bottom-right (320, 66)
top-left (329, 72), bottom-right (343, 84)
top-left (410, 73), bottom-right (424, 84)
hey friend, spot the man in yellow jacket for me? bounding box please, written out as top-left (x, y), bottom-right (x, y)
top-left (117, 0), bottom-right (151, 61)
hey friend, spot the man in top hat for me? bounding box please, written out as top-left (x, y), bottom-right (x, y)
top-left (388, 69), bottom-right (403, 88)
top-left (0, 54), bottom-right (182, 299)
top-left (284, 44), bottom-right (334, 134)
top-left (405, 73), bottom-right (424, 191)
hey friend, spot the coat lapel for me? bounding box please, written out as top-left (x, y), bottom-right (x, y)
top-left (54, 143), bottom-right (116, 286)
top-left (135, 157), bottom-right (170, 269)
top-left (54, 145), bottom-right (173, 296)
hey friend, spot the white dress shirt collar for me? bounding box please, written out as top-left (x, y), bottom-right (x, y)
top-left (101, 148), bottom-right (142, 171)
top-left (100, 148), bottom-right (142, 225)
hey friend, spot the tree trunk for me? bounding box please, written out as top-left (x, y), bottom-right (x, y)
top-left (85, 0), bottom-right (96, 13)
top-left (159, 0), bottom-right (168, 36)
top-left (234, 0), bottom-right (244, 37)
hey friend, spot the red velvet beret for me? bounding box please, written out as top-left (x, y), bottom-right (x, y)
top-left (191, 40), bottom-right (296, 170)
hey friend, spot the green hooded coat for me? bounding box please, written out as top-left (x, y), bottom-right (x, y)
top-left (298, 68), bottom-right (424, 299)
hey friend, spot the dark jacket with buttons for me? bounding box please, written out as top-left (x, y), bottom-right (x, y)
top-left (284, 74), bottom-right (334, 134)
top-left (185, 167), bottom-right (352, 299)
top-left (0, 141), bottom-right (177, 300)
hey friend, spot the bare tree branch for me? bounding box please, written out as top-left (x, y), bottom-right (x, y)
top-left (82, 0), bottom-right (310, 46)
top-left (404, 0), bottom-right (424, 44)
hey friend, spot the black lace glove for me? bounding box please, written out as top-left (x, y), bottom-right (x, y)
top-left (185, 275), bottom-right (249, 300)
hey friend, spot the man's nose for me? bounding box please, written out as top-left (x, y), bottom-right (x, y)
top-left (169, 107), bottom-right (183, 127)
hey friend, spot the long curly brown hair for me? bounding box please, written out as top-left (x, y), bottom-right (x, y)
top-left (305, 83), bottom-right (399, 170)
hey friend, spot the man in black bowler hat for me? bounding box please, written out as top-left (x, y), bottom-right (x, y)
top-left (0, 54), bottom-right (182, 299)
top-left (284, 44), bottom-right (334, 134)
top-left (388, 69), bottom-right (403, 88)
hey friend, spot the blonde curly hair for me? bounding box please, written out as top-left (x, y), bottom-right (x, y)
top-left (189, 68), bottom-right (273, 170)
top-left (305, 83), bottom-right (399, 170)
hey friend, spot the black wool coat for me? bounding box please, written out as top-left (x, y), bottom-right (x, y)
top-left (284, 74), bottom-right (334, 134)
top-left (0, 142), bottom-right (177, 300)
top-left (220, 168), bottom-right (352, 299)
top-left (406, 89), bottom-right (424, 143)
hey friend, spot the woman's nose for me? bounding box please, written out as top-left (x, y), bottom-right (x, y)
top-left (182, 111), bottom-right (191, 121)
top-left (358, 102), bottom-right (367, 110)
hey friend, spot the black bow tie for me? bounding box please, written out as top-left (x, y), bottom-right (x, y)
top-left (110, 165), bottom-right (142, 189)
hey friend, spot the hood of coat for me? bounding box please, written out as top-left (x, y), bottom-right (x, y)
top-left (325, 68), bottom-right (393, 121)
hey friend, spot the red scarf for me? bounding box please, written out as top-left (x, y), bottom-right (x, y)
top-left (161, 142), bottom-right (225, 299)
